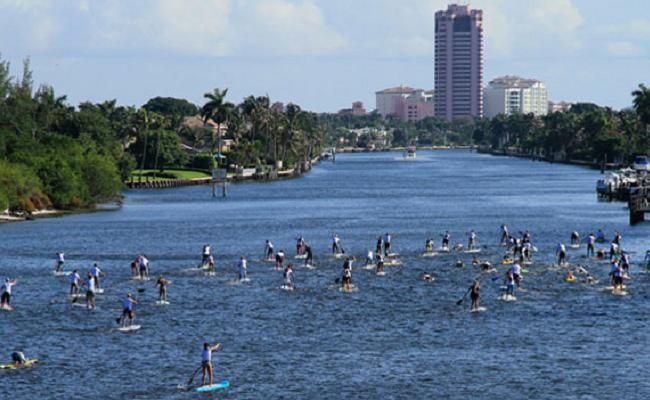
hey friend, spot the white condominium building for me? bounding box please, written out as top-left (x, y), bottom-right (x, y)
top-left (484, 76), bottom-right (548, 118)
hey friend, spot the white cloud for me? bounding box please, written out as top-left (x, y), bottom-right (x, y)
top-left (531, 0), bottom-right (584, 49)
top-left (607, 41), bottom-right (644, 57)
top-left (237, 0), bottom-right (347, 55)
top-left (92, 0), bottom-right (232, 56)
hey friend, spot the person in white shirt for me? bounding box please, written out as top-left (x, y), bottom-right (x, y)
top-left (70, 270), bottom-right (82, 295)
top-left (201, 342), bottom-right (222, 386)
top-left (85, 273), bottom-right (96, 309)
top-left (56, 252), bottom-right (65, 272)
top-left (238, 257), bottom-right (247, 281)
top-left (1, 278), bottom-right (17, 307)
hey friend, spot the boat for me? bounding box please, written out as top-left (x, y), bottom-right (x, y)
top-left (633, 155), bottom-right (650, 171)
top-left (404, 147), bottom-right (416, 159)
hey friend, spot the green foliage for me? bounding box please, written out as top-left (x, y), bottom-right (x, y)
top-left (130, 130), bottom-right (188, 171)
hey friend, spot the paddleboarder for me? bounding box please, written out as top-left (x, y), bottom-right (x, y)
top-left (120, 293), bottom-right (138, 327)
top-left (470, 280), bottom-right (480, 311)
top-left (1, 278), bottom-right (16, 308)
top-left (201, 342), bottom-right (222, 386)
top-left (156, 275), bottom-right (169, 302)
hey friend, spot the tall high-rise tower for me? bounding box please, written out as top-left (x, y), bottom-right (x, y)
top-left (434, 4), bottom-right (483, 121)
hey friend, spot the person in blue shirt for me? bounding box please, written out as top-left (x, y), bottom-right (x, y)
top-left (120, 293), bottom-right (138, 327)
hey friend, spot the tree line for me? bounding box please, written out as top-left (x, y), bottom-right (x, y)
top-left (0, 57), bottom-right (324, 213)
top-left (322, 85), bottom-right (650, 167)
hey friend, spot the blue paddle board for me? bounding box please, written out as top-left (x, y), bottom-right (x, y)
top-left (195, 380), bottom-right (230, 392)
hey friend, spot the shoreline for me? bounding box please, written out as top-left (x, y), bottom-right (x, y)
top-left (0, 203), bottom-right (121, 225)
top-left (476, 147), bottom-right (625, 171)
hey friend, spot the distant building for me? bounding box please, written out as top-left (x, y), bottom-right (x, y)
top-left (434, 4), bottom-right (484, 121)
top-left (339, 101), bottom-right (367, 116)
top-left (548, 101), bottom-right (573, 113)
top-left (271, 102), bottom-right (284, 113)
top-left (484, 76), bottom-right (548, 118)
top-left (375, 86), bottom-right (435, 122)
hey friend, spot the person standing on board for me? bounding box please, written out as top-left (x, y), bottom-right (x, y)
top-left (265, 240), bottom-right (274, 260)
top-left (376, 236), bottom-right (383, 255)
top-left (365, 250), bottom-right (374, 266)
top-left (85, 273), bottom-right (96, 309)
top-left (586, 233), bottom-right (596, 257)
top-left (644, 250), bottom-right (650, 271)
top-left (238, 257), bottom-right (247, 281)
top-left (139, 255), bottom-right (150, 278)
top-left (500, 225), bottom-right (509, 245)
top-left (376, 253), bottom-right (385, 274)
top-left (304, 244), bottom-right (313, 267)
top-left (341, 257), bottom-right (353, 289)
top-left (467, 230), bottom-right (477, 251)
top-left (383, 233), bottom-right (392, 256)
top-left (470, 280), bottom-right (481, 311)
top-left (90, 263), bottom-right (104, 289)
top-left (556, 243), bottom-right (567, 266)
top-left (283, 263), bottom-right (294, 289)
top-left (442, 231), bottom-right (450, 250)
top-left (201, 342), bottom-right (222, 386)
top-left (70, 270), bottom-right (82, 296)
top-left (156, 275), bottom-right (169, 302)
top-left (296, 236), bottom-right (305, 255)
top-left (120, 293), bottom-right (138, 327)
top-left (425, 239), bottom-right (434, 253)
top-left (275, 250), bottom-right (285, 271)
top-left (332, 233), bottom-right (344, 255)
top-left (1, 278), bottom-right (17, 308)
top-left (55, 252), bottom-right (65, 272)
top-left (202, 244), bottom-right (211, 265)
top-left (570, 231), bottom-right (580, 246)
top-left (612, 231), bottom-right (622, 246)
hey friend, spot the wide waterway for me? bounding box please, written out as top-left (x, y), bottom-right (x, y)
top-left (1, 150), bottom-right (650, 399)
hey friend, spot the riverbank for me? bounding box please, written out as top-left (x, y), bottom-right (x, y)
top-left (477, 146), bottom-right (625, 171)
top-left (0, 203), bottom-right (121, 224)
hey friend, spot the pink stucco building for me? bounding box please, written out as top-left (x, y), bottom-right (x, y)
top-left (434, 4), bottom-right (484, 121)
top-left (375, 86), bottom-right (435, 122)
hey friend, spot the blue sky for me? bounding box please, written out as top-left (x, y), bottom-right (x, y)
top-left (1, 0), bottom-right (648, 112)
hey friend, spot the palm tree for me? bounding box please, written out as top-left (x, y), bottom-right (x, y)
top-left (632, 84), bottom-right (650, 151)
top-left (201, 88), bottom-right (234, 167)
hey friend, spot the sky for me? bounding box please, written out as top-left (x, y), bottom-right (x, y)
top-left (0, 0), bottom-right (648, 112)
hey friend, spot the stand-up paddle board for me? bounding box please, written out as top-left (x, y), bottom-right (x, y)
top-left (0, 359), bottom-right (38, 369)
top-left (499, 294), bottom-right (517, 302)
top-left (155, 300), bottom-right (170, 305)
top-left (0, 304), bottom-right (14, 311)
top-left (116, 324), bottom-right (141, 332)
top-left (470, 307), bottom-right (487, 313)
top-left (194, 380), bottom-right (230, 392)
top-left (52, 271), bottom-right (72, 277)
top-left (279, 285), bottom-right (294, 292)
top-left (422, 252), bottom-right (439, 257)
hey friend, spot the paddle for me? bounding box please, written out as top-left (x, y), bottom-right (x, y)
top-left (186, 365), bottom-right (202, 386)
top-left (456, 287), bottom-right (471, 305)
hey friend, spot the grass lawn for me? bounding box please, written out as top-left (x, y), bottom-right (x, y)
top-left (130, 169), bottom-right (211, 181)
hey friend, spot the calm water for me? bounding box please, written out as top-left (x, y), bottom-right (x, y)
top-left (1, 150), bottom-right (650, 399)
